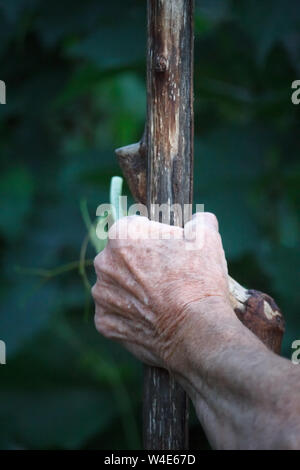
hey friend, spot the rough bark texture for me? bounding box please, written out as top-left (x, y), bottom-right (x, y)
top-left (143, 0), bottom-right (194, 450)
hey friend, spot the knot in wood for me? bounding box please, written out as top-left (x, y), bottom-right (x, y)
top-left (155, 54), bottom-right (168, 72)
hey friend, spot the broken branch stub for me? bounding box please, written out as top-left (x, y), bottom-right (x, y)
top-left (115, 133), bottom-right (147, 205)
top-left (229, 277), bottom-right (284, 353)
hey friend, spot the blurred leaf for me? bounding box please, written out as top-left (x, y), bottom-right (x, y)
top-left (0, 0), bottom-right (38, 24)
top-left (0, 315), bottom-right (140, 449)
top-left (195, 0), bottom-right (231, 30)
top-left (257, 245), bottom-right (300, 357)
top-left (0, 280), bottom-right (59, 356)
top-left (258, 246), bottom-right (300, 313)
top-left (0, 168), bottom-right (34, 240)
top-left (233, 0), bottom-right (300, 63)
top-left (67, 23), bottom-right (145, 70)
top-left (0, 387), bottom-right (114, 449)
top-left (34, 0), bottom-right (104, 47)
top-left (194, 127), bottom-right (267, 258)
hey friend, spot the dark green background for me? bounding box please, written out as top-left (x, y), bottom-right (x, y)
top-left (0, 0), bottom-right (299, 449)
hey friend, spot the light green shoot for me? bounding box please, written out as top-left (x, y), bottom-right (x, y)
top-left (110, 176), bottom-right (125, 222)
top-left (80, 176), bottom-right (125, 255)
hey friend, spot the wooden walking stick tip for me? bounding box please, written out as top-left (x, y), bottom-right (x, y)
top-left (229, 277), bottom-right (285, 354)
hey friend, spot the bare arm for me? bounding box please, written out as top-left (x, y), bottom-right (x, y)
top-left (92, 213), bottom-right (300, 450)
top-left (173, 301), bottom-right (300, 449)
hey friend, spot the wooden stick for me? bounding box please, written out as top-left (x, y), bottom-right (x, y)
top-left (116, 0), bottom-right (284, 450)
top-left (144, 0), bottom-right (194, 450)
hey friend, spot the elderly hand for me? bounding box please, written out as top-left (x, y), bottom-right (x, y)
top-left (92, 213), bottom-right (236, 373)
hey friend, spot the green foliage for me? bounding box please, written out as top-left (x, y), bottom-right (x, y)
top-left (0, 167), bottom-right (34, 240)
top-left (0, 0), bottom-right (299, 449)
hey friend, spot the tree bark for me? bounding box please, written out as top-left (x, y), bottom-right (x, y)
top-left (142, 0), bottom-right (194, 450)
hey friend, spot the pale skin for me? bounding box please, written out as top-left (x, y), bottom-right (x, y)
top-left (92, 213), bottom-right (300, 450)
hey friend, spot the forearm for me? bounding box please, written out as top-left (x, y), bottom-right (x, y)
top-left (173, 301), bottom-right (300, 450)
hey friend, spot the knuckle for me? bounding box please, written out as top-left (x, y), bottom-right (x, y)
top-left (108, 238), bottom-right (128, 263)
top-left (93, 250), bottom-right (105, 271)
top-left (94, 311), bottom-right (110, 337)
top-left (117, 242), bottom-right (131, 259)
top-left (99, 325), bottom-right (111, 338)
top-left (205, 211), bottom-right (217, 221)
top-left (108, 215), bottom-right (134, 238)
top-left (110, 235), bottom-right (126, 249)
top-left (91, 281), bottom-right (107, 304)
top-left (204, 212), bottom-right (219, 231)
top-left (91, 283), bottom-right (98, 300)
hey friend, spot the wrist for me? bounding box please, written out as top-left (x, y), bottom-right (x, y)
top-left (168, 298), bottom-right (243, 384)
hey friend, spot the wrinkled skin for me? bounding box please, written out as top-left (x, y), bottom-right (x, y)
top-left (92, 212), bottom-right (232, 371)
